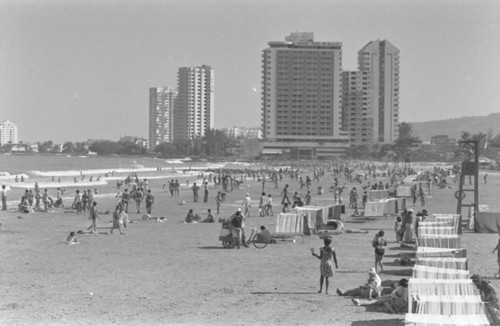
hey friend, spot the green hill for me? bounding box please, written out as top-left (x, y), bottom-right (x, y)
top-left (408, 113), bottom-right (500, 141)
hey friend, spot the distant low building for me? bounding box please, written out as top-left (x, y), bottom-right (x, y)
top-left (221, 127), bottom-right (262, 139)
top-left (431, 135), bottom-right (456, 149)
top-left (11, 144), bottom-right (27, 153)
top-left (227, 138), bottom-right (262, 159)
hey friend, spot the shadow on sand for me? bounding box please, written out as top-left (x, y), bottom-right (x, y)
top-left (351, 318), bottom-right (404, 326)
top-left (197, 246), bottom-right (229, 250)
top-left (382, 269), bottom-right (412, 277)
top-left (388, 246), bottom-right (415, 251)
top-left (250, 291), bottom-right (318, 295)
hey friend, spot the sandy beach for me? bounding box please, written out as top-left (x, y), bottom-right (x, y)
top-left (1, 162), bottom-right (499, 326)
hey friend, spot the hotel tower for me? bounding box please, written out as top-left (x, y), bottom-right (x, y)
top-left (260, 32), bottom-right (348, 158)
top-left (173, 65), bottom-right (215, 141)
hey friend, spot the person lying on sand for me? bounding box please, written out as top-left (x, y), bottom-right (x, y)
top-left (351, 278), bottom-right (409, 314)
top-left (137, 214), bottom-right (167, 223)
top-left (58, 231), bottom-right (80, 244)
top-left (65, 231), bottom-right (79, 244)
top-left (336, 268), bottom-right (383, 299)
top-left (77, 229), bottom-right (109, 235)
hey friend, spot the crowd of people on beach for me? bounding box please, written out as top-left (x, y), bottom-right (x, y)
top-left (2, 158), bottom-right (498, 321)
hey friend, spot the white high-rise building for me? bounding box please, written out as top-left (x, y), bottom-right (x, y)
top-left (149, 87), bottom-right (176, 150)
top-left (357, 40), bottom-right (400, 146)
top-left (261, 32), bottom-right (348, 159)
top-left (173, 65), bottom-right (215, 141)
top-left (0, 120), bottom-right (18, 145)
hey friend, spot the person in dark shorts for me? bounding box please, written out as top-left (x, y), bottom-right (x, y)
top-left (373, 230), bottom-right (387, 273)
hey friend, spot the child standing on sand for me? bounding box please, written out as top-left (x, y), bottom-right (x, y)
top-left (312, 237), bottom-right (338, 294)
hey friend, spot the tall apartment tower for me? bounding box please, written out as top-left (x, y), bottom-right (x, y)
top-left (356, 40), bottom-right (400, 146)
top-left (261, 32), bottom-right (348, 159)
top-left (173, 65), bottom-right (215, 141)
top-left (342, 70), bottom-right (373, 146)
top-left (0, 120), bottom-right (18, 145)
top-left (149, 87), bottom-right (176, 150)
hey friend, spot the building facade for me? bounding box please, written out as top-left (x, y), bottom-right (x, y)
top-left (0, 120), bottom-right (18, 145)
top-left (356, 40), bottom-right (400, 147)
top-left (149, 87), bottom-right (176, 150)
top-left (173, 65), bottom-right (215, 141)
top-left (342, 70), bottom-right (374, 148)
top-left (261, 32), bottom-right (348, 159)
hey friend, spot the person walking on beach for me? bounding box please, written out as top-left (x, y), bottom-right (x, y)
top-left (88, 201), bottom-right (99, 233)
top-left (145, 189), bottom-right (154, 215)
top-left (312, 237), bottom-right (338, 294)
top-left (110, 205), bottom-right (125, 235)
top-left (242, 193), bottom-right (252, 217)
top-left (410, 185), bottom-right (417, 206)
top-left (168, 180), bottom-right (175, 197)
top-left (56, 187), bottom-right (64, 208)
top-left (259, 192), bottom-right (267, 217)
top-left (1, 185), bottom-right (7, 211)
top-left (73, 190), bottom-right (82, 215)
top-left (134, 187), bottom-right (144, 213)
top-left (82, 190), bottom-right (89, 214)
top-left (42, 189), bottom-right (50, 212)
top-left (34, 188), bottom-right (42, 212)
top-left (121, 188), bottom-right (131, 213)
top-left (191, 183), bottom-right (200, 202)
top-left (372, 230), bottom-right (387, 273)
top-left (267, 194), bottom-right (274, 216)
top-left (87, 189), bottom-right (94, 211)
top-left (281, 184), bottom-right (291, 205)
top-left (203, 182), bottom-right (209, 203)
top-left (174, 179), bottom-right (180, 196)
top-left (304, 191), bottom-right (312, 206)
top-left (215, 191), bottom-right (222, 214)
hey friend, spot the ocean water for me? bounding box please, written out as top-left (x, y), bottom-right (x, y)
top-left (0, 154), bottom-right (174, 175)
top-left (0, 154), bottom-right (261, 190)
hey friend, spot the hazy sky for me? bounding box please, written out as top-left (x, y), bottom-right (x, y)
top-left (1, 0), bottom-right (499, 143)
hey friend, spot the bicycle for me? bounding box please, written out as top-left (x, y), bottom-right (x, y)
top-left (219, 226), bottom-right (269, 249)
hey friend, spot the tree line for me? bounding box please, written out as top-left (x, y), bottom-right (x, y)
top-left (0, 129), bottom-right (233, 158)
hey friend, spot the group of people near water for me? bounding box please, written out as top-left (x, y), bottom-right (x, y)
top-left (4, 158), bottom-right (497, 321)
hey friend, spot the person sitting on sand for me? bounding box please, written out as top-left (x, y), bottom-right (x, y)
top-left (18, 196), bottom-right (30, 213)
top-left (185, 209), bottom-right (201, 223)
top-left (201, 209), bottom-right (215, 223)
top-left (472, 274), bottom-right (500, 324)
top-left (255, 225), bottom-right (272, 243)
top-left (336, 268), bottom-right (382, 299)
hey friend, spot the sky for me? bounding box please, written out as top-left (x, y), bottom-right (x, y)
top-left (0, 0), bottom-right (499, 143)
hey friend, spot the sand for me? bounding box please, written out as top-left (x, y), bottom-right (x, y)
top-left (1, 168), bottom-right (499, 326)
